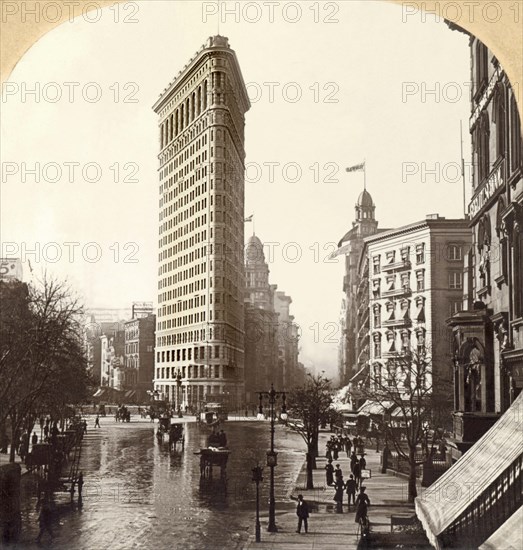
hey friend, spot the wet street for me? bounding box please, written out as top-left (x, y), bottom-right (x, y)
top-left (17, 419), bottom-right (304, 549)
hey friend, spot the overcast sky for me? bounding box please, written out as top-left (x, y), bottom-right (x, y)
top-left (0, 0), bottom-right (472, 381)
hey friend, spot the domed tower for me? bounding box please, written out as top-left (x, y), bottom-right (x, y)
top-left (354, 188), bottom-right (378, 236)
top-left (336, 187), bottom-right (380, 385)
top-left (245, 234), bottom-right (272, 309)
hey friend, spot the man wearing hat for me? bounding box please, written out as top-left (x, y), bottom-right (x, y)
top-left (296, 494), bottom-right (310, 534)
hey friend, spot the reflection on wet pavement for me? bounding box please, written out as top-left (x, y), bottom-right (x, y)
top-left (17, 421), bottom-right (304, 550)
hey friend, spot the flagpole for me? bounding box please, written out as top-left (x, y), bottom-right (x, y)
top-left (364, 159), bottom-right (366, 191)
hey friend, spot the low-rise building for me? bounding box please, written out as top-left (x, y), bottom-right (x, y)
top-left (123, 314), bottom-right (156, 400)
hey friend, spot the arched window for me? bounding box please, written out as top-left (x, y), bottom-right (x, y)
top-left (475, 41), bottom-right (489, 98)
top-left (191, 92), bottom-right (195, 121)
top-left (180, 104), bottom-right (184, 131)
top-left (170, 114), bottom-right (174, 141)
top-left (203, 80), bottom-right (208, 110)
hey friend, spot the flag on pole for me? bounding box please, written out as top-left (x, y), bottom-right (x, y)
top-left (346, 162), bottom-right (365, 173)
top-left (244, 214), bottom-right (253, 222)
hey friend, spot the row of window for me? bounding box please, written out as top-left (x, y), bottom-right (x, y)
top-left (156, 364), bottom-right (223, 380)
top-left (157, 345), bottom-right (222, 363)
top-left (372, 244), bottom-right (463, 274)
top-left (371, 270), bottom-right (463, 296)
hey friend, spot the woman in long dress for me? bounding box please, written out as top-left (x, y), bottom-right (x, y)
top-left (354, 486), bottom-right (371, 524)
top-left (325, 459), bottom-right (334, 486)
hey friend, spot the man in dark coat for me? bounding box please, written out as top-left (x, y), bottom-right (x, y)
top-left (296, 494), bottom-right (309, 534)
top-left (346, 474), bottom-right (357, 508)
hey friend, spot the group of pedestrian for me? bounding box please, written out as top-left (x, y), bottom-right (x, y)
top-left (325, 434), bottom-right (352, 460)
top-left (295, 483), bottom-right (371, 534)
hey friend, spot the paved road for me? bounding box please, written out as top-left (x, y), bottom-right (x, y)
top-left (14, 418), bottom-right (304, 550)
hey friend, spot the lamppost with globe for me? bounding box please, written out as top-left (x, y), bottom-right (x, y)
top-left (258, 384), bottom-right (287, 532)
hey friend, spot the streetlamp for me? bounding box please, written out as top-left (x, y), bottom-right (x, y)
top-left (258, 384), bottom-right (286, 533)
top-left (176, 371), bottom-right (183, 418)
top-left (251, 465), bottom-right (263, 542)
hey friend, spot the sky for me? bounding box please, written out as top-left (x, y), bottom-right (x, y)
top-left (0, 0), bottom-right (472, 382)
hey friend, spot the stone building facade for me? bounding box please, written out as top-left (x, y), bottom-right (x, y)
top-left (365, 216), bottom-right (471, 396)
top-left (446, 34), bottom-right (523, 458)
top-left (152, 36), bottom-right (250, 409)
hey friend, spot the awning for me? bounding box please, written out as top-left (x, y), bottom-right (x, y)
top-left (415, 392), bottom-right (523, 549)
top-left (357, 399), bottom-right (394, 416)
top-left (479, 506), bottom-right (523, 550)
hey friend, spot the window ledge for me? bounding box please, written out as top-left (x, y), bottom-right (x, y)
top-left (494, 274), bottom-right (506, 289)
top-left (477, 285), bottom-right (491, 298)
top-left (511, 317), bottom-right (523, 330)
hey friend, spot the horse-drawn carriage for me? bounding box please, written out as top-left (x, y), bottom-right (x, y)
top-left (156, 417), bottom-right (185, 451)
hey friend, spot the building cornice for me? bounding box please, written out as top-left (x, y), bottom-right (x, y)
top-left (363, 219), bottom-right (470, 245)
top-left (153, 37), bottom-right (251, 115)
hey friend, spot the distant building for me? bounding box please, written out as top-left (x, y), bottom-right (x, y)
top-left (273, 290), bottom-right (300, 391)
top-left (243, 234), bottom-right (303, 399)
top-left (100, 326), bottom-right (125, 390)
top-left (131, 302), bottom-right (154, 319)
top-left (335, 189), bottom-right (380, 385)
top-left (244, 234), bottom-right (279, 402)
top-left (123, 314), bottom-right (156, 401)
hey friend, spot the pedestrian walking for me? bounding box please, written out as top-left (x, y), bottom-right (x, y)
top-left (346, 474), bottom-right (357, 508)
top-left (94, 415), bottom-right (101, 428)
top-left (31, 432), bottom-right (38, 446)
top-left (333, 476), bottom-right (345, 513)
top-left (344, 436), bottom-right (352, 457)
top-left (82, 420), bottom-right (87, 434)
top-left (359, 454), bottom-right (367, 470)
top-left (333, 439), bottom-right (339, 460)
top-left (77, 472), bottom-right (84, 500)
top-left (353, 461), bottom-right (362, 488)
top-left (354, 486), bottom-right (371, 524)
top-left (36, 497), bottom-right (54, 543)
top-left (325, 458), bottom-right (334, 486)
top-left (334, 463), bottom-right (343, 482)
top-left (296, 494), bottom-right (309, 534)
top-left (350, 451), bottom-right (358, 473)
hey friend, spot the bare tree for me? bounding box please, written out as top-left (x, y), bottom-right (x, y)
top-left (361, 346), bottom-right (452, 502)
top-left (0, 275), bottom-right (90, 461)
top-left (288, 373), bottom-right (333, 489)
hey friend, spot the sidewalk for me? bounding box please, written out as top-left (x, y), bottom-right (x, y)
top-left (243, 431), bottom-right (420, 549)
